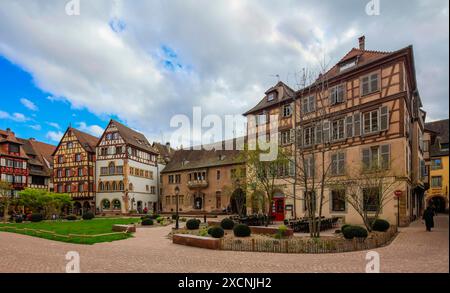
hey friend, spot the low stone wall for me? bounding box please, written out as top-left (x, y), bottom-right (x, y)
top-left (173, 234), bottom-right (221, 250)
top-left (112, 224), bottom-right (136, 233)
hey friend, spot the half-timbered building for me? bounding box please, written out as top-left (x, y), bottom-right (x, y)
top-left (95, 120), bottom-right (159, 214)
top-left (244, 36), bottom-right (429, 226)
top-left (52, 127), bottom-right (98, 215)
top-left (0, 128), bottom-right (29, 197)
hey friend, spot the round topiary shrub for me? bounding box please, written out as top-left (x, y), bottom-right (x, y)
top-left (209, 226), bottom-right (225, 238)
top-left (15, 216), bottom-right (23, 223)
top-left (372, 219), bottom-right (390, 232)
top-left (142, 218), bottom-right (154, 226)
top-left (66, 214), bottom-right (78, 221)
top-left (82, 211), bottom-right (95, 220)
top-left (220, 218), bottom-right (235, 230)
top-left (342, 225), bottom-right (368, 239)
top-left (341, 224), bottom-right (350, 231)
top-left (233, 224), bottom-right (251, 237)
top-left (186, 218), bottom-right (200, 230)
top-left (30, 213), bottom-right (43, 222)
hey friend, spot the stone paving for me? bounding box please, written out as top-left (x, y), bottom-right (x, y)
top-left (0, 215), bottom-right (448, 273)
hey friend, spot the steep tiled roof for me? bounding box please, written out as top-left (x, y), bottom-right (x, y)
top-left (17, 138), bottom-right (56, 176)
top-left (319, 48), bottom-right (392, 81)
top-left (0, 128), bottom-right (28, 158)
top-left (243, 81), bottom-right (296, 116)
top-left (161, 140), bottom-right (245, 173)
top-left (425, 119), bottom-right (449, 157)
top-left (71, 128), bottom-right (99, 153)
top-left (152, 142), bottom-right (175, 164)
top-left (109, 119), bottom-right (158, 154)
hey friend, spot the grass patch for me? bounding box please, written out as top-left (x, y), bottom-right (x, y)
top-left (0, 218), bottom-right (139, 245)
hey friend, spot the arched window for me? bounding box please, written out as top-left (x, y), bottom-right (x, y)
top-left (112, 181), bottom-right (117, 191)
top-left (102, 199), bottom-right (110, 209)
top-left (112, 199), bottom-right (121, 210)
top-left (119, 181), bottom-right (124, 191)
top-left (129, 183), bottom-right (133, 191)
top-left (105, 182), bottom-right (110, 191)
top-left (99, 182), bottom-right (104, 191)
top-left (109, 162), bottom-right (115, 175)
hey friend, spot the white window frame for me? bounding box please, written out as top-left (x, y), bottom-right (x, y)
top-left (331, 118), bottom-right (346, 141)
top-left (282, 104), bottom-right (292, 118)
top-left (330, 84), bottom-right (346, 105)
top-left (360, 72), bottom-right (380, 96)
top-left (302, 95), bottom-right (316, 114)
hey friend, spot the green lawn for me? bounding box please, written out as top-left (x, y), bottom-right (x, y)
top-left (0, 218), bottom-right (140, 245)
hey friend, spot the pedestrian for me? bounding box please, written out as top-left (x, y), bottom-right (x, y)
top-left (422, 205), bottom-right (435, 232)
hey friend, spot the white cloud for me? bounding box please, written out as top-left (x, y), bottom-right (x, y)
top-left (20, 98), bottom-right (38, 111)
top-left (76, 122), bottom-right (104, 137)
top-left (46, 131), bottom-right (64, 142)
top-left (0, 0), bottom-right (448, 146)
top-left (29, 124), bottom-right (42, 131)
top-left (46, 122), bottom-right (61, 129)
top-left (0, 110), bottom-right (29, 122)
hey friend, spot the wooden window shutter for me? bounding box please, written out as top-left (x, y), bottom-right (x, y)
top-left (331, 153), bottom-right (338, 175)
top-left (381, 144), bottom-right (390, 169)
top-left (362, 148), bottom-right (370, 170)
top-left (354, 113), bottom-right (361, 136)
top-left (315, 122), bottom-right (322, 144)
top-left (380, 105), bottom-right (389, 131)
top-left (346, 116), bottom-right (353, 138)
top-left (290, 128), bottom-right (295, 143)
top-left (323, 120), bottom-right (330, 143)
top-left (361, 76), bottom-right (369, 95)
top-left (338, 152), bottom-right (345, 174)
top-left (297, 128), bottom-right (303, 147)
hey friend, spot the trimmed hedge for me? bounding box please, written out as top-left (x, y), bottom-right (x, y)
top-left (208, 226), bottom-right (225, 238)
top-left (66, 214), bottom-right (78, 221)
top-left (186, 218), bottom-right (200, 230)
top-left (30, 213), bottom-right (43, 222)
top-left (372, 219), bottom-right (390, 232)
top-left (82, 211), bottom-right (95, 220)
top-left (142, 218), bottom-right (154, 226)
top-left (342, 225), bottom-right (368, 239)
top-left (341, 224), bottom-right (350, 231)
top-left (233, 224), bottom-right (251, 237)
top-left (220, 218), bottom-right (235, 230)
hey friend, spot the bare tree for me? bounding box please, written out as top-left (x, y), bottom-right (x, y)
top-left (330, 161), bottom-right (399, 232)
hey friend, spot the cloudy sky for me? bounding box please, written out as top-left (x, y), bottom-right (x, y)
top-left (0, 0), bottom-right (448, 147)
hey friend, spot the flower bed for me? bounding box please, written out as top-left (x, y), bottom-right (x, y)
top-left (171, 225), bottom-right (398, 253)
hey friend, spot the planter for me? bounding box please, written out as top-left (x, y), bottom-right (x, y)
top-left (249, 226), bottom-right (294, 237)
top-left (112, 224), bottom-right (136, 233)
top-left (173, 234), bottom-right (221, 250)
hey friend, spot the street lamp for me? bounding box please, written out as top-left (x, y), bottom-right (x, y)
top-left (175, 186), bottom-right (180, 229)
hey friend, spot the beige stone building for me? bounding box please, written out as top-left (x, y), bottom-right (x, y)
top-left (160, 144), bottom-right (245, 214)
top-left (244, 36), bottom-right (429, 226)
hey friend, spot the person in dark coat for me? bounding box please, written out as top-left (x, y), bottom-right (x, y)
top-left (422, 206), bottom-right (435, 232)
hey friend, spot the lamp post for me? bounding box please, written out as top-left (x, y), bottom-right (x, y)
top-left (175, 186), bottom-right (180, 229)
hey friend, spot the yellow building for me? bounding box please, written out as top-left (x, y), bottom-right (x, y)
top-left (425, 119), bottom-right (449, 213)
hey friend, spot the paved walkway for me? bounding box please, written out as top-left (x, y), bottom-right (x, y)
top-left (0, 215), bottom-right (448, 273)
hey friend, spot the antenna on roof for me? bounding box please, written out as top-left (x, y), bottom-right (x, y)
top-left (270, 74), bottom-right (280, 83)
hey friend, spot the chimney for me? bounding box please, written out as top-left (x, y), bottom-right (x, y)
top-left (29, 138), bottom-right (36, 141)
top-left (358, 36), bottom-right (365, 50)
top-left (6, 128), bottom-right (11, 133)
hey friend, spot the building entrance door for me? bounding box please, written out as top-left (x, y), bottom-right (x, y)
top-left (271, 198), bottom-right (285, 221)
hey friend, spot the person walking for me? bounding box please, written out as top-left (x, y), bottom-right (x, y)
top-left (422, 205), bottom-right (436, 232)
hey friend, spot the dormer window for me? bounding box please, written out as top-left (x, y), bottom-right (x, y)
top-left (339, 59), bottom-right (357, 72)
top-left (267, 92), bottom-right (276, 102)
top-left (8, 143), bottom-right (19, 153)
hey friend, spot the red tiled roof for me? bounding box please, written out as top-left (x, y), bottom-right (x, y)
top-left (71, 128), bottom-right (99, 153)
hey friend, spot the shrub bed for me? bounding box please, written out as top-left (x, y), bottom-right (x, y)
top-left (30, 213), bottom-right (43, 222)
top-left (342, 225), bottom-right (368, 239)
top-left (220, 218), bottom-right (235, 230)
top-left (233, 224), bottom-right (251, 237)
top-left (66, 215), bottom-right (78, 221)
top-left (372, 219), bottom-right (390, 232)
top-left (82, 211), bottom-right (95, 220)
top-left (208, 226), bottom-right (225, 238)
top-left (186, 218), bottom-right (200, 230)
top-left (142, 219), bottom-right (154, 226)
